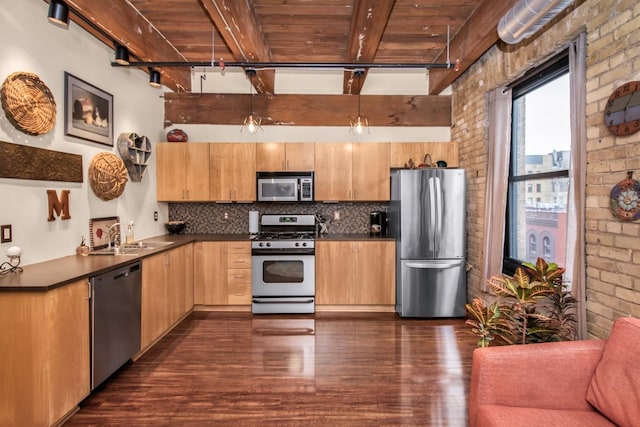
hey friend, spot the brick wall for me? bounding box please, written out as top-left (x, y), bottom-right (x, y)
top-left (453, 0), bottom-right (640, 338)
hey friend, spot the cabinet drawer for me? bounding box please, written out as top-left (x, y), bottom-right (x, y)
top-left (227, 268), bottom-right (251, 284)
top-left (226, 242), bottom-right (250, 254)
top-left (227, 253), bottom-right (251, 268)
top-left (227, 284), bottom-right (251, 305)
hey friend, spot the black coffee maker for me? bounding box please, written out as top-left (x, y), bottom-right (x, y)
top-left (369, 211), bottom-right (387, 236)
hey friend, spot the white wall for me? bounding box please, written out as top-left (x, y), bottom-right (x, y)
top-left (0, 0), bottom-right (167, 265)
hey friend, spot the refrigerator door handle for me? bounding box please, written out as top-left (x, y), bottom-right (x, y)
top-left (428, 177), bottom-right (436, 251)
top-left (433, 176), bottom-right (442, 253)
top-left (405, 261), bottom-right (462, 269)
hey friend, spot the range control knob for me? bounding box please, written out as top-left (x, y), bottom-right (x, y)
top-left (302, 242), bottom-right (307, 247)
top-left (266, 242), bottom-right (271, 247)
top-left (258, 242), bottom-right (264, 247)
top-left (295, 242), bottom-right (300, 247)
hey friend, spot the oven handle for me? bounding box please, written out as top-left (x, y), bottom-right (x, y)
top-left (251, 249), bottom-right (315, 256)
top-left (252, 298), bottom-right (315, 304)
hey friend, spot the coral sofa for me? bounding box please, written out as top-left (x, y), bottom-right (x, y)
top-left (469, 317), bottom-right (640, 427)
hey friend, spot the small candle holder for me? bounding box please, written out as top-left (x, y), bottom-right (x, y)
top-left (0, 246), bottom-right (23, 275)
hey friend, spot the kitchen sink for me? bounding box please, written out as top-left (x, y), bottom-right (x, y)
top-left (121, 241), bottom-right (174, 249)
top-left (89, 247), bottom-right (140, 256)
top-left (89, 241), bottom-right (174, 256)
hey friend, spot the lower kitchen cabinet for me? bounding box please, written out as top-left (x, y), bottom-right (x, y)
top-left (0, 279), bottom-right (90, 427)
top-left (194, 241), bottom-right (252, 306)
top-left (316, 240), bottom-right (395, 306)
top-left (141, 244), bottom-right (193, 351)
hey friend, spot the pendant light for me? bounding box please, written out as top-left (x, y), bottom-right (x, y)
top-left (350, 70), bottom-right (369, 135)
top-left (241, 69), bottom-right (262, 133)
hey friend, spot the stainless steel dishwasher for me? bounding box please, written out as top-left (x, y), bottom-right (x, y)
top-left (90, 261), bottom-right (142, 390)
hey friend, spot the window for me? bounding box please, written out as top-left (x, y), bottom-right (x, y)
top-left (504, 53), bottom-right (570, 274)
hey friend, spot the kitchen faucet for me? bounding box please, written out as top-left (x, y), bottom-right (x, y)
top-left (107, 222), bottom-right (121, 249)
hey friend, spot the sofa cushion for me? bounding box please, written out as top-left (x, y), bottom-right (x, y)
top-left (586, 317), bottom-right (640, 427)
top-left (476, 405), bottom-right (616, 427)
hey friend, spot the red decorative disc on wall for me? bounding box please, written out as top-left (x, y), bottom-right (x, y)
top-left (604, 81), bottom-right (640, 136)
top-left (610, 171), bottom-right (640, 221)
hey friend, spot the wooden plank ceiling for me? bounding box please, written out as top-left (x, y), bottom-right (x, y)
top-left (53, 0), bottom-right (519, 127)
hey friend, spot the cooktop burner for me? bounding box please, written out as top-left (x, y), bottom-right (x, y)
top-left (252, 214), bottom-right (316, 250)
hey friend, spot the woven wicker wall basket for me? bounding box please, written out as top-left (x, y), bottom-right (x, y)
top-left (0, 72), bottom-right (56, 136)
top-left (89, 152), bottom-right (128, 201)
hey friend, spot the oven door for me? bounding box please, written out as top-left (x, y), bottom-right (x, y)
top-left (257, 178), bottom-right (299, 202)
top-left (252, 254), bottom-right (315, 297)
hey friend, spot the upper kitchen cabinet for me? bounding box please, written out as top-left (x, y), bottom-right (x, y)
top-left (210, 143), bottom-right (256, 202)
top-left (256, 142), bottom-right (315, 171)
top-left (389, 142), bottom-right (459, 168)
top-left (157, 143), bottom-right (210, 201)
top-left (315, 142), bottom-right (389, 201)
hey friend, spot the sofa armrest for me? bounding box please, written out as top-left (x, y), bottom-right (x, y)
top-left (469, 340), bottom-right (605, 427)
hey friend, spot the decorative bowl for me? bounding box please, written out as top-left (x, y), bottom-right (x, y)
top-left (165, 221), bottom-right (186, 234)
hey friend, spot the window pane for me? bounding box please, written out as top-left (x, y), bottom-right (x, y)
top-left (507, 178), bottom-right (569, 267)
top-left (512, 74), bottom-right (571, 176)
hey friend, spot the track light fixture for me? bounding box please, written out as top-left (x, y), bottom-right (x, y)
top-left (149, 68), bottom-right (161, 87)
top-left (114, 44), bottom-right (130, 66)
top-left (350, 70), bottom-right (369, 135)
top-left (47, 0), bottom-right (69, 27)
top-left (241, 69), bottom-right (262, 134)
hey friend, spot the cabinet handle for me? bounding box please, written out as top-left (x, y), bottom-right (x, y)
top-left (286, 160), bottom-right (289, 170)
top-left (165, 253), bottom-right (170, 266)
top-left (86, 280), bottom-right (91, 300)
top-left (282, 160), bottom-right (286, 170)
top-left (233, 275), bottom-right (245, 279)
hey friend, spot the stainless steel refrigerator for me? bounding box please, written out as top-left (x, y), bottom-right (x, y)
top-left (389, 168), bottom-right (466, 317)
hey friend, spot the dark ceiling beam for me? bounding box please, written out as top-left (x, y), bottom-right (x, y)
top-left (55, 0), bottom-right (192, 92)
top-left (427, 0), bottom-right (518, 95)
top-left (343, 0), bottom-right (396, 95)
top-left (164, 93), bottom-right (451, 127)
top-left (199, 0), bottom-right (275, 95)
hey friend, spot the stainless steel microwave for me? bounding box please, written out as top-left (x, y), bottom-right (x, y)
top-left (257, 172), bottom-right (314, 202)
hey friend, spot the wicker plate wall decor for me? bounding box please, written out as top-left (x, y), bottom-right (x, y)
top-left (0, 71), bottom-right (56, 135)
top-left (89, 152), bottom-right (128, 201)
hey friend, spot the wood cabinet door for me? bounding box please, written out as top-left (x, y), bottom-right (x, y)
top-left (141, 252), bottom-right (169, 349)
top-left (183, 243), bottom-right (194, 313)
top-left (210, 143), bottom-right (235, 200)
top-left (352, 142), bottom-right (390, 201)
top-left (256, 143), bottom-right (286, 171)
top-left (184, 143), bottom-right (210, 201)
top-left (45, 279), bottom-right (90, 425)
top-left (285, 142), bottom-right (315, 171)
top-left (354, 241), bottom-right (396, 305)
top-left (232, 143), bottom-right (256, 201)
top-left (193, 242), bottom-right (227, 305)
top-left (167, 247), bottom-right (186, 325)
top-left (389, 142), bottom-right (460, 168)
top-left (316, 241), bottom-right (356, 304)
top-left (314, 142), bottom-right (352, 201)
top-left (156, 143), bottom-right (186, 201)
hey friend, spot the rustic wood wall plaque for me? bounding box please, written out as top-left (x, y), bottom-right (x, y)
top-left (0, 141), bottom-right (83, 182)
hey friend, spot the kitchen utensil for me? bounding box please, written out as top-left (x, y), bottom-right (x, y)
top-left (165, 221), bottom-right (186, 234)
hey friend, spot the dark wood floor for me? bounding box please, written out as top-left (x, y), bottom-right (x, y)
top-left (66, 312), bottom-right (477, 426)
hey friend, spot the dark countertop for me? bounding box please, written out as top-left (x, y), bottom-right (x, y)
top-left (0, 233), bottom-right (393, 292)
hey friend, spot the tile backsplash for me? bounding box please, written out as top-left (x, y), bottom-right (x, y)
top-left (169, 202), bottom-right (389, 234)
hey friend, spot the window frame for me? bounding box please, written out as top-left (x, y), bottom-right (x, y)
top-left (503, 52), bottom-right (570, 275)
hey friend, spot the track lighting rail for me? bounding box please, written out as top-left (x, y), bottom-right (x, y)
top-left (112, 61), bottom-right (454, 70)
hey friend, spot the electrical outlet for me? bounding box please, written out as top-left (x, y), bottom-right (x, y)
top-left (333, 210), bottom-right (341, 221)
top-left (223, 212), bottom-right (229, 220)
top-left (154, 211), bottom-right (158, 221)
top-left (1, 224), bottom-right (12, 243)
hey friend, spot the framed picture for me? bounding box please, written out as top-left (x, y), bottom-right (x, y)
top-left (64, 72), bottom-right (114, 146)
top-left (89, 216), bottom-right (120, 249)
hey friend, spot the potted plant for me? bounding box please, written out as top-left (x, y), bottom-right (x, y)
top-left (465, 257), bottom-right (577, 347)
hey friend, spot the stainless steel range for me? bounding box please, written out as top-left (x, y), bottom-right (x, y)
top-left (251, 214), bottom-right (315, 314)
